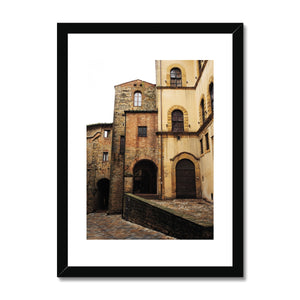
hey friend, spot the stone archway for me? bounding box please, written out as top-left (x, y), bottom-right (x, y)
top-left (170, 152), bottom-right (201, 199)
top-left (176, 159), bottom-right (196, 198)
top-left (133, 160), bottom-right (157, 194)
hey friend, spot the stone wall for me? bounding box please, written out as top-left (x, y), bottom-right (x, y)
top-left (87, 123), bottom-right (113, 213)
top-left (109, 80), bottom-right (156, 213)
top-left (122, 193), bottom-right (213, 239)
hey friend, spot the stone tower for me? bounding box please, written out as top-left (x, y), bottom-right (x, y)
top-left (108, 79), bottom-right (156, 213)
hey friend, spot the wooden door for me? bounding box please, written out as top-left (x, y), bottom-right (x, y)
top-left (176, 159), bottom-right (196, 198)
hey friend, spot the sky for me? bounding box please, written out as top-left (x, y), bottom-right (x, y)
top-left (68, 34), bottom-right (157, 125)
top-left (84, 58), bottom-right (156, 124)
top-left (68, 33), bottom-right (222, 127)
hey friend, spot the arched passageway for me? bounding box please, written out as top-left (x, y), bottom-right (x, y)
top-left (133, 160), bottom-right (157, 194)
top-left (96, 178), bottom-right (110, 210)
top-left (176, 159), bottom-right (196, 198)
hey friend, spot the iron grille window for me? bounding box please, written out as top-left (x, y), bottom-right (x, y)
top-left (205, 133), bottom-right (209, 150)
top-left (134, 91), bottom-right (142, 106)
top-left (209, 82), bottom-right (214, 112)
top-left (172, 110), bottom-right (184, 132)
top-left (103, 152), bottom-right (108, 161)
top-left (170, 68), bottom-right (182, 87)
top-left (120, 136), bottom-right (125, 154)
top-left (138, 126), bottom-right (147, 137)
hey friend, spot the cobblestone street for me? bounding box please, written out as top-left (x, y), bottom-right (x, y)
top-left (87, 212), bottom-right (175, 239)
top-left (87, 198), bottom-right (213, 239)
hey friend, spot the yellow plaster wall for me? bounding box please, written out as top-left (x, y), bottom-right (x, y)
top-left (198, 123), bottom-right (214, 201)
top-left (162, 135), bottom-right (201, 199)
top-left (156, 60), bottom-right (199, 87)
top-left (155, 60), bottom-right (214, 201)
top-left (195, 61), bottom-right (214, 124)
top-left (157, 89), bottom-right (199, 131)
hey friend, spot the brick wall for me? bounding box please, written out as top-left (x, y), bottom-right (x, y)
top-left (124, 111), bottom-right (158, 193)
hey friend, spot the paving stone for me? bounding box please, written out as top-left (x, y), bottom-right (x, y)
top-left (87, 199), bottom-right (213, 240)
top-left (87, 213), bottom-right (175, 240)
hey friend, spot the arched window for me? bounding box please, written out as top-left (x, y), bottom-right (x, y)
top-left (134, 91), bottom-right (142, 106)
top-left (209, 82), bottom-right (214, 112)
top-left (172, 110), bottom-right (184, 132)
top-left (201, 99), bottom-right (205, 124)
top-left (170, 68), bottom-right (182, 87)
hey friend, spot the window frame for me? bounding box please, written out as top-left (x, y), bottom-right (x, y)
top-left (201, 99), bottom-right (205, 124)
top-left (138, 126), bottom-right (147, 137)
top-left (170, 68), bottom-right (182, 87)
top-left (200, 139), bottom-right (204, 154)
top-left (120, 136), bottom-right (125, 154)
top-left (209, 82), bottom-right (214, 112)
top-left (103, 152), bottom-right (109, 162)
top-left (134, 91), bottom-right (142, 107)
top-left (205, 133), bottom-right (210, 150)
top-left (103, 130), bottom-right (110, 138)
top-left (172, 109), bottom-right (184, 132)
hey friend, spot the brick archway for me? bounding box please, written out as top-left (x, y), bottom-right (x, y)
top-left (133, 159), bottom-right (157, 194)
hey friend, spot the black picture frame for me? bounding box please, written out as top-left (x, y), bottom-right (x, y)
top-left (57, 23), bottom-right (243, 277)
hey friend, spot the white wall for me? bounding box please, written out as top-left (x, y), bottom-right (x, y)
top-left (1, 1), bottom-right (300, 300)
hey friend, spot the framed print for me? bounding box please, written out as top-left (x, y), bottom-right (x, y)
top-left (57, 23), bottom-right (243, 277)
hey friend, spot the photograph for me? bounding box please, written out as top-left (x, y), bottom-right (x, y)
top-left (58, 23), bottom-right (243, 277)
top-left (86, 60), bottom-right (214, 240)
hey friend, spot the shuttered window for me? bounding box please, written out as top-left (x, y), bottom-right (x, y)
top-left (138, 126), bottom-right (147, 137)
top-left (172, 110), bottom-right (184, 132)
top-left (170, 68), bottom-right (182, 87)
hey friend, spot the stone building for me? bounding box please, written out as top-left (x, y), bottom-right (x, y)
top-left (87, 123), bottom-right (113, 213)
top-left (87, 60), bottom-right (214, 214)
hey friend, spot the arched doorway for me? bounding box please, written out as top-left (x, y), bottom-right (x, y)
top-left (176, 159), bottom-right (196, 198)
top-left (96, 178), bottom-right (110, 210)
top-left (133, 160), bottom-right (157, 194)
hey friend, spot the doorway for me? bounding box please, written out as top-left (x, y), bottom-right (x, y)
top-left (96, 178), bottom-right (110, 210)
top-left (133, 160), bottom-right (157, 194)
top-left (176, 159), bottom-right (196, 198)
